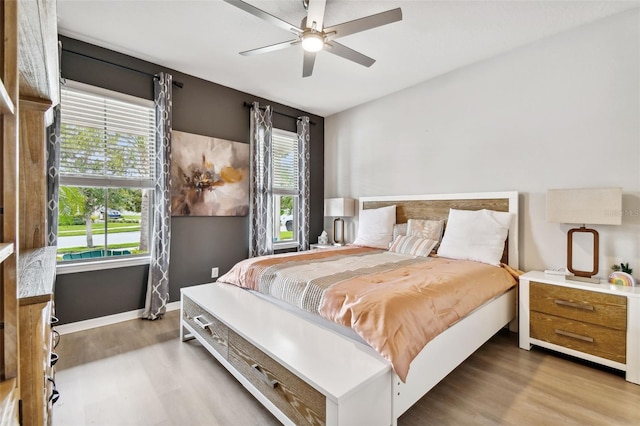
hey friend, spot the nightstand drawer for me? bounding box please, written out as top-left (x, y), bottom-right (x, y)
top-left (530, 311), bottom-right (626, 363)
top-left (183, 296), bottom-right (229, 359)
top-left (228, 329), bottom-right (326, 426)
top-left (530, 282), bottom-right (627, 330)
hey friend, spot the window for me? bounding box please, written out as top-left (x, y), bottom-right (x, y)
top-left (272, 128), bottom-right (299, 245)
top-left (57, 82), bottom-right (155, 263)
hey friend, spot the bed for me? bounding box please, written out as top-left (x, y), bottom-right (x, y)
top-left (180, 191), bottom-right (520, 425)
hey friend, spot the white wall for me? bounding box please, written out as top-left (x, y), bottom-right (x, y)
top-left (325, 9), bottom-right (640, 279)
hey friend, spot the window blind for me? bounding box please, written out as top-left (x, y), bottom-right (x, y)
top-left (272, 129), bottom-right (298, 193)
top-left (60, 86), bottom-right (156, 188)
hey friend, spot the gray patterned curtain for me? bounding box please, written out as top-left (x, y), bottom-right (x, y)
top-left (46, 105), bottom-right (61, 246)
top-left (249, 102), bottom-right (273, 257)
top-left (143, 72), bottom-right (173, 320)
top-left (297, 116), bottom-right (310, 251)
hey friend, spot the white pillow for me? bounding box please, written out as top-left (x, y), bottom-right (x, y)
top-left (437, 208), bottom-right (512, 266)
top-left (353, 205), bottom-right (396, 249)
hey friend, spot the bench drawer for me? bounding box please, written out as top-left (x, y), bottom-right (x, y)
top-left (530, 311), bottom-right (626, 363)
top-left (182, 296), bottom-right (228, 359)
top-left (530, 282), bottom-right (626, 330)
top-left (228, 329), bottom-right (326, 426)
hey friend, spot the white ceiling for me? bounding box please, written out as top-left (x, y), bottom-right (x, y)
top-left (57, 0), bottom-right (640, 117)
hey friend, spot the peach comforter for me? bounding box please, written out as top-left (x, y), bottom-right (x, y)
top-left (218, 246), bottom-right (518, 381)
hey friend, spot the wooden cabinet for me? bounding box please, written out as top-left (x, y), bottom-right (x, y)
top-left (19, 248), bottom-right (57, 426)
top-left (529, 282), bottom-right (627, 363)
top-left (1, 0), bottom-right (21, 423)
top-left (519, 271), bottom-right (640, 385)
top-left (1, 0), bottom-right (60, 424)
top-left (18, 301), bottom-right (53, 426)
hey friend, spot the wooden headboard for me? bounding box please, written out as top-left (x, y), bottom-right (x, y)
top-left (360, 192), bottom-right (519, 269)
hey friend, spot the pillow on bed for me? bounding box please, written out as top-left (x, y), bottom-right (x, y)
top-left (389, 235), bottom-right (438, 257)
top-left (407, 219), bottom-right (444, 240)
top-left (406, 219), bottom-right (445, 248)
top-left (392, 223), bottom-right (408, 241)
top-left (437, 208), bottom-right (511, 266)
top-left (353, 205), bottom-right (396, 249)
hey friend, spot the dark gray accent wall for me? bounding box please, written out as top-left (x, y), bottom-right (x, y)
top-left (55, 36), bottom-right (324, 324)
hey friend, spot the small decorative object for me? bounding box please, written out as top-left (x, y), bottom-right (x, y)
top-left (318, 231), bottom-right (328, 245)
top-left (611, 262), bottom-right (633, 274)
top-left (609, 263), bottom-right (636, 287)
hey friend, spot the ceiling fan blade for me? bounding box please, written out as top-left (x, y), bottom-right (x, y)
top-left (325, 41), bottom-right (375, 68)
top-left (223, 0), bottom-right (302, 35)
top-left (240, 39), bottom-right (299, 56)
top-left (324, 8), bottom-right (402, 40)
top-left (305, 0), bottom-right (327, 30)
top-left (302, 51), bottom-right (317, 78)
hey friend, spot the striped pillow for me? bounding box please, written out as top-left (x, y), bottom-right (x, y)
top-left (389, 235), bottom-right (438, 257)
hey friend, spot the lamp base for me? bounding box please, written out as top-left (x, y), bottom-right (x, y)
top-left (567, 226), bottom-right (599, 279)
top-left (333, 217), bottom-right (345, 245)
top-left (565, 275), bottom-right (600, 284)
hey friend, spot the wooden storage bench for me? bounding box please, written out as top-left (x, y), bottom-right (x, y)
top-left (181, 283), bottom-right (392, 426)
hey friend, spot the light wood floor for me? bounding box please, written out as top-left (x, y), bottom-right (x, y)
top-left (53, 310), bottom-right (640, 426)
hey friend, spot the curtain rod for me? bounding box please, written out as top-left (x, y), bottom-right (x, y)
top-left (61, 48), bottom-right (184, 88)
top-left (243, 102), bottom-right (316, 126)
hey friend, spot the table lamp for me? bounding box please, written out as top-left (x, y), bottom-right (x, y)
top-left (324, 198), bottom-right (355, 245)
top-left (546, 187), bottom-right (622, 283)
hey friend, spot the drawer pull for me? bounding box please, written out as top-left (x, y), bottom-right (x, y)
top-left (554, 299), bottom-right (594, 311)
top-left (193, 315), bottom-right (213, 329)
top-left (554, 329), bottom-right (594, 343)
top-left (251, 363), bottom-right (279, 389)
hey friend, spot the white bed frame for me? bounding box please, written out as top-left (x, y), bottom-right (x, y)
top-left (361, 191), bottom-right (519, 419)
top-left (181, 191), bottom-right (519, 425)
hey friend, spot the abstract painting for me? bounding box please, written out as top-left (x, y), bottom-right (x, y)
top-left (171, 130), bottom-right (249, 216)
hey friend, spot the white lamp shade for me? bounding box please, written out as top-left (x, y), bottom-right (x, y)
top-left (546, 187), bottom-right (622, 225)
top-left (324, 198), bottom-right (355, 217)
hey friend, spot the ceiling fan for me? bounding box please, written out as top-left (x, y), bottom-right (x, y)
top-left (223, 0), bottom-right (403, 77)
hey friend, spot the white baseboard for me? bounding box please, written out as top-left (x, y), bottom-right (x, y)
top-left (56, 301), bottom-right (181, 335)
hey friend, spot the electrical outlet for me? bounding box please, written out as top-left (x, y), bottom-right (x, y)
top-left (211, 267), bottom-right (219, 279)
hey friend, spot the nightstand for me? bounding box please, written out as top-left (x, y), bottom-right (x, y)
top-left (519, 271), bottom-right (640, 385)
top-left (310, 244), bottom-right (335, 250)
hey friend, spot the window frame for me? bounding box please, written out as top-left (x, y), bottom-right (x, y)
top-left (273, 193), bottom-right (298, 246)
top-left (271, 128), bottom-right (300, 250)
top-left (56, 81), bottom-right (155, 271)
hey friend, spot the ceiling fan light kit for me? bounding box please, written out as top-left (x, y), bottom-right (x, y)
top-left (223, 0), bottom-right (403, 77)
top-left (301, 31), bottom-right (324, 52)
